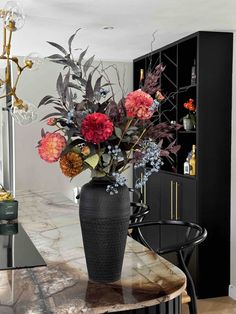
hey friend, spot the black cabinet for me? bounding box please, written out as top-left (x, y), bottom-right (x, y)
top-left (133, 31), bottom-right (232, 298)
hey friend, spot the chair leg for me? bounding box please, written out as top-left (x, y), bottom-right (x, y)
top-left (177, 251), bottom-right (197, 314)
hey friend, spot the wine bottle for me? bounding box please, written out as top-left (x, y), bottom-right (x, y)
top-left (183, 158), bottom-right (190, 175)
top-left (191, 59), bottom-right (197, 85)
top-left (189, 144), bottom-right (196, 176)
top-left (139, 68), bottom-right (145, 89)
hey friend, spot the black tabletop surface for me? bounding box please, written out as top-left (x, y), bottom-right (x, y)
top-left (0, 222), bottom-right (46, 270)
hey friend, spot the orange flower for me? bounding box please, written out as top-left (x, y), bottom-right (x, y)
top-left (38, 133), bottom-right (66, 163)
top-left (81, 146), bottom-right (90, 156)
top-left (59, 152), bottom-right (83, 177)
top-left (155, 91), bottom-right (165, 101)
top-left (183, 98), bottom-right (195, 111)
top-left (47, 118), bottom-right (57, 126)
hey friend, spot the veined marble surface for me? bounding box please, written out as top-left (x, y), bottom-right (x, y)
top-left (0, 190), bottom-right (186, 314)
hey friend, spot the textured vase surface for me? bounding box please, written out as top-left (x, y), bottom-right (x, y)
top-left (183, 117), bottom-right (193, 131)
top-left (79, 177), bottom-right (130, 283)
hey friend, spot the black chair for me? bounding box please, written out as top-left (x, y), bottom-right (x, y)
top-left (128, 219), bottom-right (207, 314)
top-left (128, 188), bottom-right (150, 240)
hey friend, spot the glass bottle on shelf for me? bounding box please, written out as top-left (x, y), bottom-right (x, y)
top-left (184, 158), bottom-right (190, 175)
top-left (189, 144), bottom-right (196, 176)
top-left (191, 59), bottom-right (197, 85)
top-left (139, 68), bottom-right (145, 89)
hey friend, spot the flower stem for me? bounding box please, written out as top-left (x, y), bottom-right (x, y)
top-left (117, 118), bottom-right (133, 147)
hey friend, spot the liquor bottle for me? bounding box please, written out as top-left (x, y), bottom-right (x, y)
top-left (183, 158), bottom-right (190, 175)
top-left (191, 59), bottom-right (197, 85)
top-left (189, 144), bottom-right (196, 176)
top-left (139, 68), bottom-right (145, 89)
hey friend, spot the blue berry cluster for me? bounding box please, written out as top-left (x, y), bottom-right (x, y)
top-left (107, 145), bottom-right (122, 160)
top-left (134, 140), bottom-right (163, 189)
top-left (66, 109), bottom-right (75, 124)
top-left (106, 172), bottom-right (127, 195)
top-left (100, 87), bottom-right (109, 98)
top-left (150, 99), bottom-right (160, 112)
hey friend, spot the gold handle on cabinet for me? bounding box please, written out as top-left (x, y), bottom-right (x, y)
top-left (144, 183), bottom-right (147, 204)
top-left (175, 182), bottom-right (179, 220)
top-left (170, 180), bottom-right (174, 219)
top-left (140, 172), bottom-right (144, 203)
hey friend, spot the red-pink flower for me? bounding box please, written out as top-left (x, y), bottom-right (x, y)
top-left (155, 91), bottom-right (165, 101)
top-left (38, 132), bottom-right (66, 163)
top-left (125, 90), bottom-right (153, 120)
top-left (81, 113), bottom-right (113, 144)
top-left (47, 118), bottom-right (57, 126)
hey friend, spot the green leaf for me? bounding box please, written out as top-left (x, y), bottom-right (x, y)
top-left (38, 95), bottom-right (54, 108)
top-left (56, 73), bottom-right (63, 98)
top-left (49, 59), bottom-right (69, 65)
top-left (61, 138), bottom-right (85, 156)
top-left (47, 54), bottom-right (65, 60)
top-left (68, 82), bottom-right (82, 91)
top-left (67, 59), bottom-right (81, 76)
top-left (41, 128), bottom-right (46, 138)
top-left (68, 28), bottom-right (81, 54)
top-left (77, 47), bottom-right (88, 66)
top-left (115, 127), bottom-right (122, 139)
top-left (47, 41), bottom-right (67, 55)
top-left (83, 55), bottom-right (95, 76)
top-left (94, 76), bottom-right (102, 94)
top-left (85, 73), bottom-right (94, 101)
top-left (64, 70), bottom-right (70, 88)
top-left (84, 154), bottom-right (99, 169)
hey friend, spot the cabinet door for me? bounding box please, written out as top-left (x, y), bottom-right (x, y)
top-left (174, 176), bottom-right (197, 286)
top-left (138, 172), bottom-right (162, 250)
top-left (175, 177), bottom-right (197, 222)
top-left (159, 173), bottom-right (197, 271)
top-left (160, 173), bottom-right (176, 220)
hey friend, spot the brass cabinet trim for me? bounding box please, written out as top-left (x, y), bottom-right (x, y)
top-left (170, 180), bottom-right (174, 219)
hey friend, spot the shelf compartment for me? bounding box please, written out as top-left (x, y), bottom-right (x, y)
top-left (176, 133), bottom-right (196, 175)
top-left (178, 37), bottom-right (197, 88)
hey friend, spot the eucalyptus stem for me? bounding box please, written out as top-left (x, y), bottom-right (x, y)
top-left (119, 128), bottom-right (147, 174)
top-left (97, 143), bottom-right (103, 168)
top-left (117, 118), bottom-right (133, 147)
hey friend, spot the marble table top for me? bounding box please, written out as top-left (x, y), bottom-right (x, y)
top-left (0, 190), bottom-right (186, 314)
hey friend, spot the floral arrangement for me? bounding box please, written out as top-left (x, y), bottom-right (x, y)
top-left (183, 98), bottom-right (196, 127)
top-left (37, 30), bottom-right (181, 194)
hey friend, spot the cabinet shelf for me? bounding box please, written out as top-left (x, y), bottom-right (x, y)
top-left (179, 84), bottom-right (197, 90)
top-left (159, 170), bottom-right (196, 180)
top-left (133, 31), bottom-right (232, 299)
top-left (178, 130), bottom-right (196, 134)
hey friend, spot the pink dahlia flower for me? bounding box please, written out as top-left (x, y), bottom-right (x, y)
top-left (125, 90), bottom-right (154, 120)
top-left (81, 112), bottom-right (113, 144)
top-left (38, 132), bottom-right (66, 163)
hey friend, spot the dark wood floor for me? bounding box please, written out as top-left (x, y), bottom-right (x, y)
top-left (182, 297), bottom-right (236, 313)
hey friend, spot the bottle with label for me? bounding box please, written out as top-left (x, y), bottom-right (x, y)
top-left (184, 158), bottom-right (190, 175)
top-left (191, 59), bottom-right (197, 85)
top-left (189, 144), bottom-right (196, 176)
top-left (139, 68), bottom-right (145, 89)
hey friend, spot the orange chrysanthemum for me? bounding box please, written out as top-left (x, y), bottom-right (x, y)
top-left (38, 132), bottom-right (66, 163)
top-left (183, 98), bottom-right (196, 111)
top-left (59, 151), bottom-right (83, 177)
top-left (125, 90), bottom-right (153, 120)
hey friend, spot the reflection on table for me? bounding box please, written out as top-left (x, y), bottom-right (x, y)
top-left (0, 191), bottom-right (186, 313)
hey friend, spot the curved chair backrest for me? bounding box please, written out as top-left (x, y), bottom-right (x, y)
top-left (129, 219), bottom-right (207, 254)
top-left (129, 187), bottom-right (150, 224)
top-left (128, 219), bottom-right (207, 314)
top-left (129, 202), bottom-right (150, 224)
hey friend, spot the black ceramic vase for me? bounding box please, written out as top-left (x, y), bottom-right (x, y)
top-left (79, 177), bottom-right (130, 283)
